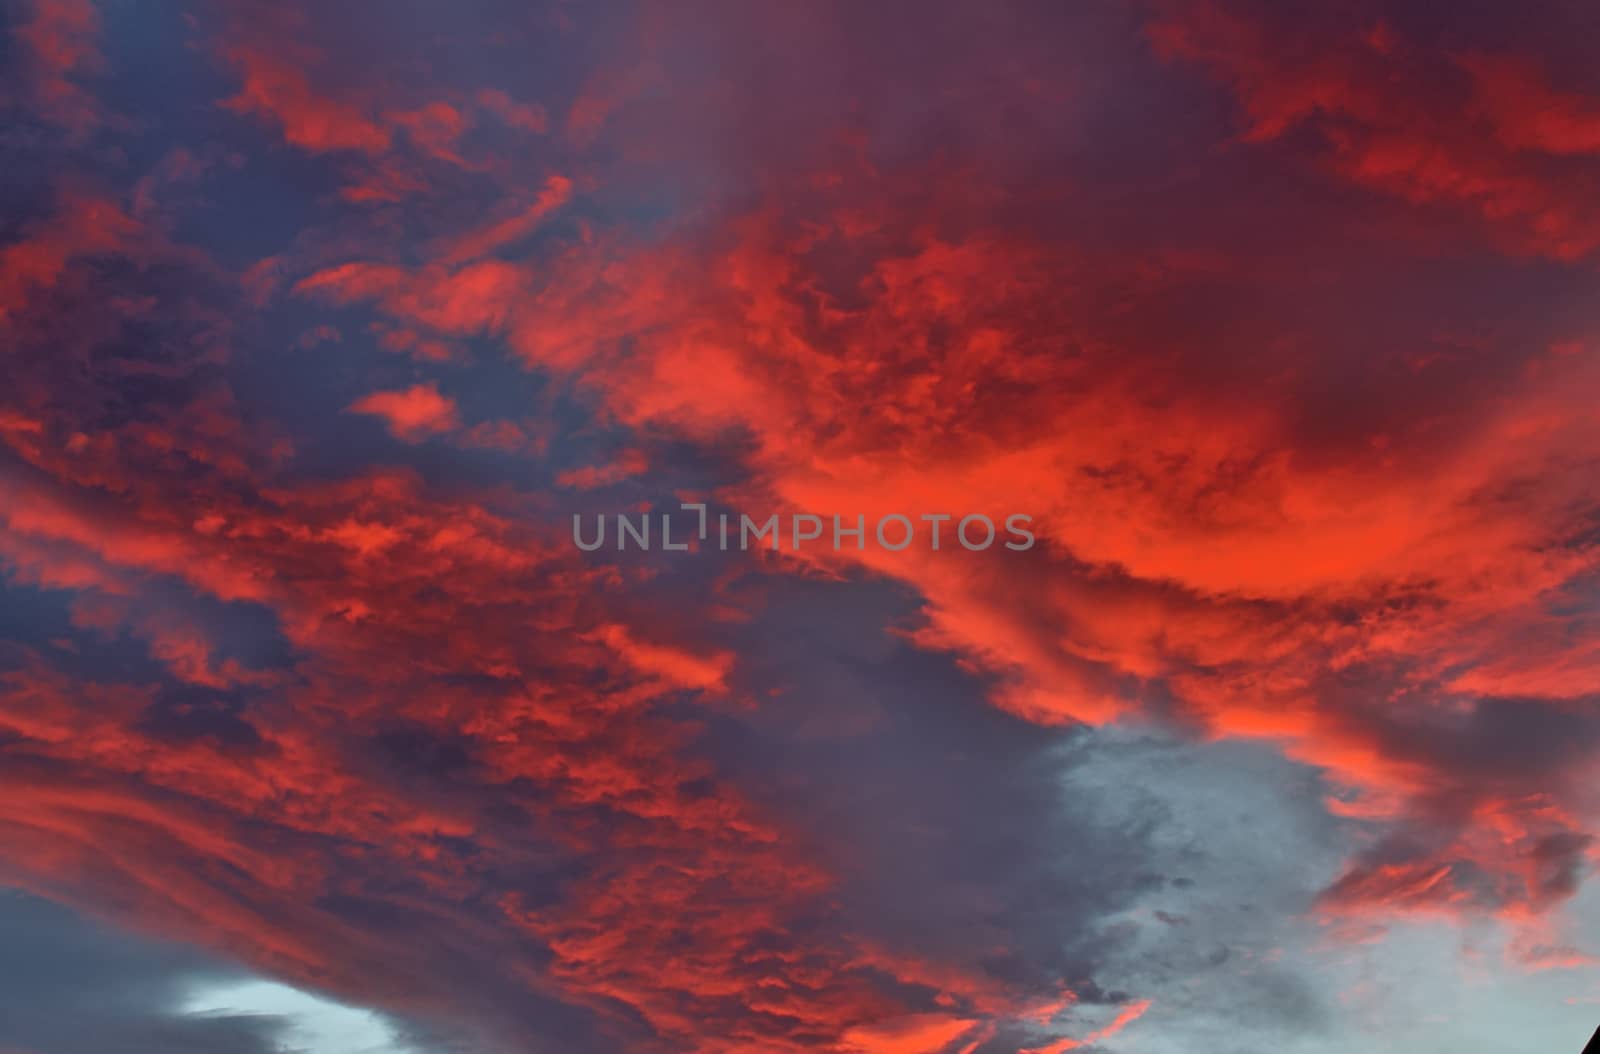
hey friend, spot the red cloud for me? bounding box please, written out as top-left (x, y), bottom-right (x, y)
top-left (281, 135), bottom-right (1600, 941)
top-left (477, 88), bottom-right (549, 135)
top-left (1463, 54), bottom-right (1600, 157)
top-left (223, 47), bottom-right (391, 154)
top-left (5, 2), bottom-right (1600, 1051)
top-left (1149, 0), bottom-right (1600, 259)
top-left (347, 384), bottom-right (460, 440)
top-left (1021, 999), bottom-right (1151, 1054)
top-left (14, 0), bottom-right (102, 133)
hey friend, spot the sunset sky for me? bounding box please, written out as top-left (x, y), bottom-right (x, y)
top-left (1, 1), bottom-right (1598, 1051)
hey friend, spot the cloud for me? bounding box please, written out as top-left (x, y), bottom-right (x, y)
top-left (347, 385), bottom-right (461, 440)
top-left (1020, 999), bottom-right (1150, 1054)
top-left (7, 0), bottom-right (103, 134)
top-left (1148, 0), bottom-right (1600, 259)
top-left (0, 891), bottom-right (289, 1054)
top-left (1, 2), bottom-right (1597, 1053)
top-left (222, 46), bottom-right (392, 155)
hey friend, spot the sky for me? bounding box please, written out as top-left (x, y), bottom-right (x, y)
top-left (0, 1), bottom-right (1597, 1052)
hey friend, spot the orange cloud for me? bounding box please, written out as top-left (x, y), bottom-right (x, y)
top-left (840, 1014), bottom-right (980, 1054)
top-left (1021, 1000), bottom-right (1152, 1054)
